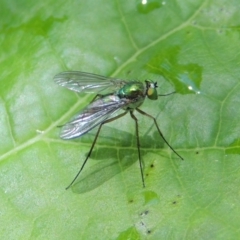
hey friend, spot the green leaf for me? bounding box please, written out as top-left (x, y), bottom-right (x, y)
top-left (1, 0), bottom-right (240, 239)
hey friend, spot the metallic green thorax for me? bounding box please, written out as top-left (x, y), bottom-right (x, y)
top-left (118, 82), bottom-right (145, 99)
top-left (117, 80), bottom-right (158, 109)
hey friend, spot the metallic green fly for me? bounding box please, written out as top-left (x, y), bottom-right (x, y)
top-left (54, 71), bottom-right (183, 189)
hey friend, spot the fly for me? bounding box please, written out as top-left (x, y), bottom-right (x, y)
top-left (54, 71), bottom-right (183, 189)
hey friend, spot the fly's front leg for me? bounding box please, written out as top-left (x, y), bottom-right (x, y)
top-left (136, 108), bottom-right (183, 160)
top-left (90, 92), bottom-right (115, 103)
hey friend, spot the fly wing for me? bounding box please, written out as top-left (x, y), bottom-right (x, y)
top-left (59, 95), bottom-right (128, 139)
top-left (54, 71), bottom-right (126, 93)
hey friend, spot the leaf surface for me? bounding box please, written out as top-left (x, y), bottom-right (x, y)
top-left (1, 0), bottom-right (240, 239)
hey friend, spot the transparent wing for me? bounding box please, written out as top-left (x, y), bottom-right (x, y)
top-left (54, 71), bottom-right (126, 93)
top-left (59, 95), bottom-right (129, 139)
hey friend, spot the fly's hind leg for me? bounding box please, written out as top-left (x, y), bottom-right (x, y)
top-left (66, 111), bottom-right (128, 189)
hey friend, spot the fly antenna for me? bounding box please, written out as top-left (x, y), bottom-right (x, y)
top-left (158, 91), bottom-right (176, 97)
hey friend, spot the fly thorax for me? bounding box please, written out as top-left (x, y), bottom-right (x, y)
top-left (122, 97), bottom-right (145, 110)
top-left (118, 82), bottom-right (145, 99)
top-left (118, 81), bottom-right (146, 110)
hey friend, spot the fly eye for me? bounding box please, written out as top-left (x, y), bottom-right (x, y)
top-left (147, 88), bottom-right (158, 100)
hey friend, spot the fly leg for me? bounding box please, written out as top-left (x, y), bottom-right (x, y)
top-left (90, 92), bottom-right (115, 103)
top-left (66, 111), bottom-right (128, 189)
top-left (130, 110), bottom-right (145, 188)
top-left (136, 108), bottom-right (183, 160)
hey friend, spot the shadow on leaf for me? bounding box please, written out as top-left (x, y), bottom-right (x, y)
top-left (71, 148), bottom-right (139, 194)
top-left (68, 124), bottom-right (171, 193)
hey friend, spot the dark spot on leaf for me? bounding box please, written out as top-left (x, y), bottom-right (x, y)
top-left (140, 210), bottom-right (149, 216)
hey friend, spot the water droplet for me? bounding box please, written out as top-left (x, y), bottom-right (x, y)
top-left (137, 0), bottom-right (162, 14)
